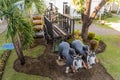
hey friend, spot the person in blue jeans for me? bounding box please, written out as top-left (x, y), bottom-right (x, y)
top-left (58, 41), bottom-right (76, 73)
top-left (71, 40), bottom-right (89, 55)
top-left (71, 40), bottom-right (89, 68)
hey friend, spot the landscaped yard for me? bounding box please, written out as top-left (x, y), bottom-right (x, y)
top-left (2, 50), bottom-right (51, 80)
top-left (1, 17), bottom-right (120, 80)
top-left (98, 35), bottom-right (120, 80)
top-left (0, 32), bottom-right (51, 80)
top-left (105, 15), bottom-right (120, 23)
top-left (75, 14), bottom-right (120, 80)
top-left (94, 15), bottom-right (120, 80)
top-left (94, 15), bottom-right (120, 29)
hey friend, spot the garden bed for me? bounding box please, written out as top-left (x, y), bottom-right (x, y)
top-left (13, 38), bottom-right (114, 80)
top-left (0, 50), bottom-right (11, 80)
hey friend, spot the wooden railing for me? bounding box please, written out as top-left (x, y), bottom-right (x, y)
top-left (44, 4), bottom-right (75, 43)
top-left (58, 13), bottom-right (74, 36)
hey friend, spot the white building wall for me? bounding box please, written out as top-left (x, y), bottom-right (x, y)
top-left (91, 0), bottom-right (104, 15)
top-left (44, 0), bottom-right (72, 14)
top-left (55, 0), bottom-right (64, 14)
top-left (44, 0), bottom-right (105, 17)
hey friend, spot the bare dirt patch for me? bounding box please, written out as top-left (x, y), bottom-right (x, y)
top-left (13, 38), bottom-right (114, 80)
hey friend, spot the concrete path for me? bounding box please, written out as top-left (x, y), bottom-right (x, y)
top-left (75, 24), bottom-right (120, 35)
top-left (107, 22), bottom-right (120, 32)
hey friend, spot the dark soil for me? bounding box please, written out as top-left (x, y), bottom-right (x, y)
top-left (14, 38), bottom-right (114, 80)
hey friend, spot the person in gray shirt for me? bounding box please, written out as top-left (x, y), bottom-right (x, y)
top-left (58, 41), bottom-right (76, 73)
top-left (71, 40), bottom-right (89, 68)
top-left (71, 40), bottom-right (89, 55)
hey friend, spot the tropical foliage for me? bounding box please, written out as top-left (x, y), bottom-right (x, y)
top-left (24, 0), bottom-right (45, 16)
top-left (0, 0), bottom-right (35, 64)
top-left (0, 0), bottom-right (34, 49)
top-left (72, 0), bottom-right (85, 13)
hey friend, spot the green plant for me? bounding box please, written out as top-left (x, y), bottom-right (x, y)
top-left (89, 40), bottom-right (99, 51)
top-left (74, 35), bottom-right (82, 40)
top-left (94, 35), bottom-right (101, 41)
top-left (2, 50), bottom-right (51, 80)
top-left (74, 29), bottom-right (81, 36)
top-left (97, 35), bottom-right (120, 80)
top-left (67, 38), bottom-right (75, 44)
top-left (0, 0), bottom-right (35, 65)
top-left (1, 54), bottom-right (7, 62)
top-left (101, 10), bottom-right (113, 19)
top-left (111, 10), bottom-right (117, 13)
top-left (87, 32), bottom-right (95, 40)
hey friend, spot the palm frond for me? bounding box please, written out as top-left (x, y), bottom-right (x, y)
top-left (1, 0), bottom-right (34, 49)
top-left (34, 0), bottom-right (45, 14)
top-left (72, 0), bottom-right (85, 13)
top-left (11, 8), bottom-right (34, 49)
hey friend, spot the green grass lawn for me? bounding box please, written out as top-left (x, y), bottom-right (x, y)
top-left (94, 21), bottom-right (112, 29)
top-left (97, 35), bottom-right (120, 80)
top-left (0, 32), bottom-right (51, 80)
top-left (2, 50), bottom-right (51, 80)
top-left (23, 45), bottom-right (45, 58)
top-left (105, 15), bottom-right (120, 23)
top-left (94, 15), bottom-right (120, 29)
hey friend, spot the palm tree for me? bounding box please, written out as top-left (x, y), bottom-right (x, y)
top-left (0, 0), bottom-right (34, 65)
top-left (24, 0), bottom-right (45, 17)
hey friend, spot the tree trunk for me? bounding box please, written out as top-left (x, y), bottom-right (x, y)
top-left (81, 0), bottom-right (91, 42)
top-left (12, 36), bottom-right (25, 65)
top-left (81, 0), bottom-right (108, 42)
top-left (82, 23), bottom-right (89, 42)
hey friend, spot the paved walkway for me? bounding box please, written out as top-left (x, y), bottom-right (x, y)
top-left (107, 22), bottom-right (120, 32)
top-left (75, 23), bottom-right (120, 35)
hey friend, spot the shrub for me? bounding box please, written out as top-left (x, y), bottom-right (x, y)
top-left (67, 35), bottom-right (82, 44)
top-left (101, 11), bottom-right (112, 19)
top-left (111, 10), bottom-right (117, 13)
top-left (89, 40), bottom-right (99, 51)
top-left (94, 36), bottom-right (101, 41)
top-left (87, 32), bottom-right (95, 40)
top-left (67, 38), bottom-right (74, 44)
top-left (74, 29), bottom-right (81, 36)
top-left (74, 35), bottom-right (82, 41)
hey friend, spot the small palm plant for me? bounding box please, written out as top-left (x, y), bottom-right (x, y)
top-left (24, 0), bottom-right (45, 17)
top-left (0, 0), bottom-right (34, 65)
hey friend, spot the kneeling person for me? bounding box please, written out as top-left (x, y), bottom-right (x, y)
top-left (73, 54), bottom-right (87, 72)
top-left (58, 41), bottom-right (76, 73)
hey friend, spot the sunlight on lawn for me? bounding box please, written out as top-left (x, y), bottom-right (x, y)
top-left (97, 35), bottom-right (120, 80)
